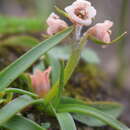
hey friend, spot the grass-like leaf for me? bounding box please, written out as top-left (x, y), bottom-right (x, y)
top-left (0, 16), bottom-right (44, 34)
top-left (4, 88), bottom-right (38, 98)
top-left (88, 32), bottom-right (127, 45)
top-left (0, 36), bottom-right (39, 47)
top-left (56, 112), bottom-right (76, 130)
top-left (45, 34), bottom-right (88, 104)
top-left (45, 54), bottom-right (61, 85)
top-left (2, 115), bottom-right (45, 130)
top-left (0, 27), bottom-right (73, 91)
top-left (0, 95), bottom-right (33, 125)
top-left (55, 6), bottom-right (69, 18)
top-left (48, 46), bottom-right (99, 64)
top-left (58, 104), bottom-right (129, 130)
top-left (61, 96), bottom-right (123, 127)
top-left (0, 95), bottom-right (43, 125)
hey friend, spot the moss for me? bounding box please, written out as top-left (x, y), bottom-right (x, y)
top-left (64, 62), bottom-right (108, 101)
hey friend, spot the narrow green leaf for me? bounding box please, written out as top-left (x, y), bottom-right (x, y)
top-left (0, 16), bottom-right (44, 34)
top-left (48, 45), bottom-right (71, 60)
top-left (45, 34), bottom-right (88, 104)
top-left (0, 95), bottom-right (41, 125)
top-left (64, 37), bottom-right (87, 85)
top-left (0, 36), bottom-right (39, 47)
top-left (58, 104), bottom-right (129, 130)
top-left (46, 54), bottom-right (61, 85)
top-left (61, 96), bottom-right (85, 105)
top-left (53, 61), bottom-right (64, 107)
top-left (55, 6), bottom-right (69, 18)
top-left (4, 88), bottom-right (38, 98)
top-left (3, 115), bottom-right (45, 130)
top-left (88, 32), bottom-right (127, 45)
top-left (48, 46), bottom-right (100, 64)
top-left (0, 27), bottom-right (73, 91)
top-left (61, 97), bottom-right (123, 127)
top-left (50, 104), bottom-right (76, 130)
top-left (56, 112), bottom-right (76, 130)
top-left (82, 48), bottom-right (100, 64)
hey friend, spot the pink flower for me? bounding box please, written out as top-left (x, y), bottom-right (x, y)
top-left (30, 67), bottom-right (51, 97)
top-left (47, 13), bottom-right (68, 35)
top-left (65, 0), bottom-right (96, 26)
top-left (87, 20), bottom-right (114, 43)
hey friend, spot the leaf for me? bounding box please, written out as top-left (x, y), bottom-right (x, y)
top-left (4, 88), bottom-right (38, 98)
top-left (53, 61), bottom-right (64, 108)
top-left (82, 48), bottom-right (100, 64)
top-left (73, 102), bottom-right (123, 127)
top-left (46, 54), bottom-right (61, 85)
top-left (55, 6), bottom-right (69, 18)
top-left (61, 96), bottom-right (123, 127)
top-left (0, 16), bottom-right (44, 34)
top-left (61, 96), bottom-right (85, 105)
top-left (2, 115), bottom-right (45, 130)
top-left (48, 45), bottom-right (99, 64)
top-left (58, 104), bottom-right (129, 130)
top-left (0, 27), bottom-right (73, 91)
top-left (88, 32), bottom-right (127, 45)
top-left (0, 95), bottom-right (40, 125)
top-left (48, 46), bottom-right (71, 60)
top-left (0, 36), bottom-right (39, 47)
top-left (56, 112), bottom-right (76, 130)
top-left (45, 34), bottom-right (88, 104)
top-left (50, 104), bottom-right (76, 130)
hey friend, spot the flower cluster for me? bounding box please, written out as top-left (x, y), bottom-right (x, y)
top-left (29, 0), bottom-right (124, 98)
top-left (46, 0), bottom-right (113, 43)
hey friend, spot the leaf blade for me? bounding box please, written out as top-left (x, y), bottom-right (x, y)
top-left (2, 115), bottom-right (45, 130)
top-left (0, 95), bottom-right (36, 125)
top-left (0, 27), bottom-right (73, 91)
top-left (61, 97), bottom-right (123, 127)
top-left (58, 104), bottom-right (129, 130)
top-left (56, 112), bottom-right (76, 130)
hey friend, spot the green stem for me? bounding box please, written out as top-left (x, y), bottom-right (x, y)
top-left (4, 88), bottom-right (38, 98)
top-left (45, 34), bottom-right (88, 103)
top-left (64, 37), bottom-right (87, 85)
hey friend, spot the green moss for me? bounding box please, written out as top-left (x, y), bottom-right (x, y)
top-left (64, 62), bottom-right (107, 101)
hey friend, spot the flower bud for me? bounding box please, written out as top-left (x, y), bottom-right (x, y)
top-left (87, 20), bottom-right (113, 43)
top-left (47, 13), bottom-right (68, 35)
top-left (30, 67), bottom-right (51, 97)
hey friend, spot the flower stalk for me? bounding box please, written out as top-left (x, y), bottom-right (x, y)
top-left (45, 33), bottom-right (89, 104)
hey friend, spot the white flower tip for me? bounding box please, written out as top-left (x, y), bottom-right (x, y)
top-left (64, 0), bottom-right (96, 26)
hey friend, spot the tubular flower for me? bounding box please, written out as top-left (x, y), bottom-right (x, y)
top-left (47, 12), bottom-right (68, 35)
top-left (87, 20), bottom-right (114, 43)
top-left (30, 67), bottom-right (51, 97)
top-left (65, 0), bottom-right (96, 26)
